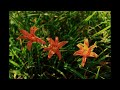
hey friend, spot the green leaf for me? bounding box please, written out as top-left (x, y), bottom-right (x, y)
top-left (83, 11), bottom-right (96, 22)
top-left (9, 51), bottom-right (13, 56)
top-left (92, 26), bottom-right (111, 38)
top-left (9, 60), bottom-right (20, 68)
top-left (64, 63), bottom-right (85, 79)
top-left (11, 49), bottom-right (24, 65)
top-left (27, 14), bottom-right (39, 17)
top-left (95, 66), bottom-right (101, 79)
top-left (98, 48), bottom-right (109, 56)
top-left (44, 65), bottom-right (67, 79)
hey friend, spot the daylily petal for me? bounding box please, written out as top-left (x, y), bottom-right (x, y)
top-left (16, 36), bottom-right (27, 40)
top-left (47, 38), bottom-right (55, 45)
top-left (48, 50), bottom-right (55, 59)
top-left (58, 41), bottom-right (68, 48)
top-left (36, 37), bottom-right (46, 44)
top-left (89, 52), bottom-right (98, 58)
top-left (55, 36), bottom-right (59, 44)
top-left (81, 57), bottom-right (87, 67)
top-left (56, 50), bottom-right (62, 60)
top-left (20, 30), bottom-right (30, 37)
top-left (84, 38), bottom-right (89, 48)
top-left (89, 42), bottom-right (97, 51)
top-left (77, 43), bottom-right (84, 49)
top-left (27, 41), bottom-right (33, 51)
top-left (30, 26), bottom-right (38, 34)
top-left (73, 50), bottom-right (83, 56)
top-left (43, 47), bottom-right (51, 51)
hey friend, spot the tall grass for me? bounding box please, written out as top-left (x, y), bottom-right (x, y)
top-left (9, 11), bottom-right (111, 79)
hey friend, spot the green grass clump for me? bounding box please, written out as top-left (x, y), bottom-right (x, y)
top-left (9, 11), bottom-right (111, 79)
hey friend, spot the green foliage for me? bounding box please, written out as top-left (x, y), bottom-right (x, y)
top-left (9, 11), bottom-right (111, 79)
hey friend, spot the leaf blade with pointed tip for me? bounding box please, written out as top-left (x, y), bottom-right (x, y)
top-left (9, 60), bottom-right (20, 68)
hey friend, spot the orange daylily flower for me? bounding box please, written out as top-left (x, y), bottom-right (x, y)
top-left (17, 26), bottom-right (46, 51)
top-left (43, 37), bottom-right (68, 60)
top-left (73, 38), bottom-right (98, 67)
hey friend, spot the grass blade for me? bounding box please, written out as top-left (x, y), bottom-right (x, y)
top-left (95, 66), bottom-right (101, 79)
top-left (11, 49), bottom-right (24, 65)
top-left (83, 11), bottom-right (96, 22)
top-left (9, 60), bottom-right (20, 68)
top-left (92, 26), bottom-right (111, 38)
top-left (44, 65), bottom-right (67, 79)
top-left (64, 63), bottom-right (85, 79)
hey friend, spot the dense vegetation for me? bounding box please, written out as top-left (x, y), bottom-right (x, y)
top-left (9, 11), bottom-right (111, 79)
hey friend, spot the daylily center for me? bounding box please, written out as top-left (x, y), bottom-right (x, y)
top-left (31, 37), bottom-right (36, 41)
top-left (52, 45), bottom-right (58, 52)
top-left (82, 48), bottom-right (91, 57)
top-left (83, 50), bottom-right (88, 55)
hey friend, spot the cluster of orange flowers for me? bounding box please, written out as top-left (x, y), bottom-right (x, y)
top-left (17, 26), bottom-right (98, 67)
